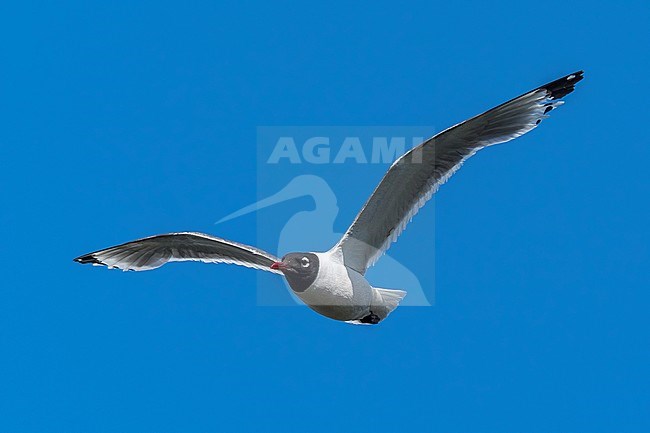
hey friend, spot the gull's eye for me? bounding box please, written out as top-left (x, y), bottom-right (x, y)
top-left (300, 257), bottom-right (310, 267)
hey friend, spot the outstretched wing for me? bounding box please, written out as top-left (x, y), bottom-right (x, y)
top-left (74, 232), bottom-right (283, 274)
top-left (334, 71), bottom-right (584, 274)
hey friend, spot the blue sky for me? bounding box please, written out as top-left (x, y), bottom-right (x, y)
top-left (1, 1), bottom-right (649, 432)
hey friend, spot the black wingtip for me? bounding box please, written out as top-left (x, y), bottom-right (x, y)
top-left (541, 70), bottom-right (584, 100)
top-left (74, 254), bottom-right (101, 265)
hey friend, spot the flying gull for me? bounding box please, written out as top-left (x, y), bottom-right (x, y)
top-left (75, 71), bottom-right (584, 325)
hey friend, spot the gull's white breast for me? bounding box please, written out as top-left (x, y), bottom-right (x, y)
top-left (294, 250), bottom-right (373, 321)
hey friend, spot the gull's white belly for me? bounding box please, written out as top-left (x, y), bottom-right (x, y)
top-left (294, 252), bottom-right (373, 321)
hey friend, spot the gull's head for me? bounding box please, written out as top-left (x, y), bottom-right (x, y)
top-left (271, 252), bottom-right (320, 293)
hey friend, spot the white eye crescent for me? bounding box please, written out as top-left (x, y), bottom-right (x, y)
top-left (300, 257), bottom-right (310, 267)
